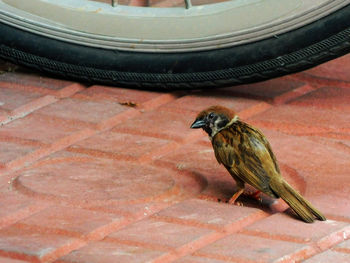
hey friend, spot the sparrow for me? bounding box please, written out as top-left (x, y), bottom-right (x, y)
top-left (190, 105), bottom-right (326, 223)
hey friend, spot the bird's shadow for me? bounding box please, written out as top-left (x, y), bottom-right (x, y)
top-left (193, 172), bottom-right (298, 217)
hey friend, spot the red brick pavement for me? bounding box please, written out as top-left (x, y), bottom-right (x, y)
top-left (0, 53), bottom-right (350, 262)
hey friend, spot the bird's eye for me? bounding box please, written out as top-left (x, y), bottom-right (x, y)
top-left (208, 113), bottom-right (215, 119)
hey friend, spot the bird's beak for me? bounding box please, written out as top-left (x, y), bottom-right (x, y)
top-left (190, 118), bottom-right (206, 129)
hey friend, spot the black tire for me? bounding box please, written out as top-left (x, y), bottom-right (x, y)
top-left (1, 4), bottom-right (350, 90)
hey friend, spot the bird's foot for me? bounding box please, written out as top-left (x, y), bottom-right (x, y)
top-left (228, 197), bottom-right (243, 206)
top-left (227, 188), bottom-right (244, 206)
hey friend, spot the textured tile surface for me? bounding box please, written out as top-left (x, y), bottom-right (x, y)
top-left (0, 43), bottom-right (349, 262)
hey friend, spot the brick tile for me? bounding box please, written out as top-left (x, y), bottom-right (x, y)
top-left (112, 109), bottom-right (196, 141)
top-left (0, 108), bottom-right (8, 117)
top-left (9, 95), bottom-right (57, 120)
top-left (334, 239), bottom-right (350, 254)
top-left (81, 202), bottom-right (172, 223)
top-left (0, 70), bottom-right (76, 91)
top-left (195, 233), bottom-right (309, 262)
top-left (83, 201), bottom-right (171, 220)
top-left (249, 104), bottom-right (350, 134)
top-left (162, 93), bottom-right (260, 114)
top-left (73, 85), bottom-right (163, 104)
top-left (153, 199), bottom-right (264, 231)
top-left (39, 150), bottom-right (90, 161)
top-left (303, 250), bottom-right (350, 263)
top-left (310, 195), bottom-right (350, 221)
top-left (19, 206), bottom-right (125, 238)
top-left (70, 131), bottom-right (170, 160)
top-left (0, 88), bottom-right (42, 111)
top-left (35, 98), bottom-right (126, 124)
top-left (224, 77), bottom-right (305, 102)
top-left (1, 46), bottom-right (349, 263)
top-left (0, 191), bottom-right (45, 228)
top-left (244, 213), bottom-right (349, 244)
top-left (158, 142), bottom-right (218, 174)
top-left (0, 114), bottom-right (89, 143)
top-left (55, 241), bottom-right (165, 263)
top-left (74, 85), bottom-right (180, 111)
top-left (303, 54), bottom-right (350, 82)
top-left (290, 86), bottom-right (350, 111)
top-left (108, 218), bottom-right (212, 249)
top-left (258, 130), bottom-right (350, 199)
top-left (0, 191), bottom-right (34, 218)
top-left (0, 257), bottom-right (29, 263)
top-left (0, 141), bottom-right (39, 167)
top-left (0, 226), bottom-right (80, 262)
top-left (173, 255), bottom-right (229, 263)
top-left (14, 158), bottom-right (177, 204)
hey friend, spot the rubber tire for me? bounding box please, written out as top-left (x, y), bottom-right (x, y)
top-left (1, 4), bottom-right (350, 90)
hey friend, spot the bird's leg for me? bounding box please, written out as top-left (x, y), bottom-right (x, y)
top-left (228, 188), bottom-right (244, 205)
top-left (228, 176), bottom-right (245, 205)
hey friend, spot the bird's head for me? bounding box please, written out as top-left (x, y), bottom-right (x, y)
top-left (190, 105), bottom-right (238, 138)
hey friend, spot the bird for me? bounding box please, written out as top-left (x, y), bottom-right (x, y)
top-left (190, 105), bottom-right (326, 223)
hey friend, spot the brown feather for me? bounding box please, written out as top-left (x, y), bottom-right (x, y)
top-left (195, 105), bottom-right (326, 223)
top-left (213, 121), bottom-right (278, 198)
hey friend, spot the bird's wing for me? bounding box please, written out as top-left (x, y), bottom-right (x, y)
top-left (213, 122), bottom-right (280, 197)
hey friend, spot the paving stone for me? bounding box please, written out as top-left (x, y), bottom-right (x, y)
top-left (303, 250), bottom-right (350, 263)
top-left (303, 54), bottom-right (350, 82)
top-left (0, 70), bottom-right (75, 91)
top-left (195, 233), bottom-right (309, 262)
top-left (108, 218), bottom-right (213, 249)
top-left (70, 131), bottom-right (170, 160)
top-left (153, 199), bottom-right (263, 231)
top-left (55, 241), bottom-right (165, 263)
top-left (14, 158), bottom-right (179, 204)
top-left (0, 141), bottom-right (39, 166)
top-left (38, 150), bottom-right (91, 161)
top-left (249, 104), bottom-right (350, 134)
top-left (19, 206), bottom-right (125, 238)
top-left (0, 191), bottom-right (43, 228)
top-left (112, 109), bottom-right (197, 141)
top-left (0, 113), bottom-right (90, 143)
top-left (0, 88), bottom-right (42, 111)
top-left (290, 86), bottom-right (350, 111)
top-left (244, 213), bottom-right (349, 244)
top-left (0, 191), bottom-right (32, 218)
top-left (0, 257), bottom-right (29, 263)
top-left (83, 201), bottom-right (171, 220)
top-left (73, 85), bottom-right (164, 104)
top-left (158, 142), bottom-right (221, 174)
top-left (310, 195), bottom-right (350, 221)
top-left (35, 98), bottom-right (126, 124)
top-left (258, 129), bottom-right (350, 199)
top-left (162, 93), bottom-right (260, 114)
top-left (335, 239), bottom-right (350, 251)
top-left (222, 77), bottom-right (305, 102)
top-left (0, 48), bottom-right (349, 263)
top-left (173, 255), bottom-right (230, 263)
top-left (0, 108), bottom-right (8, 118)
top-left (0, 226), bottom-right (79, 262)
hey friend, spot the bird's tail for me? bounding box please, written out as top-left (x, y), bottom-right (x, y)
top-left (270, 180), bottom-right (326, 223)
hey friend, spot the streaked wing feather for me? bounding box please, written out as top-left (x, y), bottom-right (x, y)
top-left (213, 122), bottom-right (279, 197)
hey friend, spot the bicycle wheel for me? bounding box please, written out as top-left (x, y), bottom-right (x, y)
top-left (0, 0), bottom-right (350, 89)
